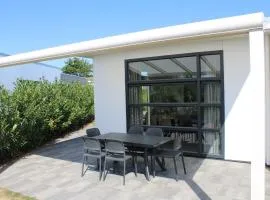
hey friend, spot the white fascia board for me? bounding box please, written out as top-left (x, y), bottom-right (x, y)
top-left (0, 12), bottom-right (264, 68)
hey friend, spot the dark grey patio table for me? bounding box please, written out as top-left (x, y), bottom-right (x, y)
top-left (94, 132), bottom-right (172, 181)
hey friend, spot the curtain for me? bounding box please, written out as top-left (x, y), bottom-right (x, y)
top-left (203, 83), bottom-right (221, 154)
top-left (203, 132), bottom-right (221, 155)
top-left (129, 87), bottom-right (143, 125)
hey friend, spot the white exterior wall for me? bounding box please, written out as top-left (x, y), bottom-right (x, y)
top-left (0, 63), bottom-right (61, 90)
top-left (93, 35), bottom-right (254, 162)
top-left (223, 36), bottom-right (251, 161)
top-left (249, 30), bottom-right (265, 200)
top-left (266, 34), bottom-right (270, 165)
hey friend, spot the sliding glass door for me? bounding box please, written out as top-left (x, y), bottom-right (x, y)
top-left (125, 51), bottom-right (224, 158)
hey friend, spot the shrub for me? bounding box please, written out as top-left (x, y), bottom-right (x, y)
top-left (0, 79), bottom-right (94, 162)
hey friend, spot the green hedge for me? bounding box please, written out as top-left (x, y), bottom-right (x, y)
top-left (0, 80), bottom-right (94, 162)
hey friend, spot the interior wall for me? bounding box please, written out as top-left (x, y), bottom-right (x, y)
top-left (93, 35), bottom-right (252, 162)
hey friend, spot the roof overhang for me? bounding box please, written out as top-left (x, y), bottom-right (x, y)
top-left (0, 12), bottom-right (265, 68)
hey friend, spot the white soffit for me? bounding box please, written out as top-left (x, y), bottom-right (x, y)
top-left (0, 12), bottom-right (265, 68)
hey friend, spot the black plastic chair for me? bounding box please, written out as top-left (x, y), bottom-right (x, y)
top-left (145, 127), bottom-right (164, 137)
top-left (85, 128), bottom-right (104, 166)
top-left (86, 128), bottom-right (101, 137)
top-left (145, 128), bottom-right (165, 173)
top-left (103, 140), bottom-right (136, 185)
top-left (127, 126), bottom-right (145, 155)
top-left (81, 137), bottom-right (105, 180)
top-left (127, 125), bottom-right (144, 135)
top-left (153, 133), bottom-right (187, 181)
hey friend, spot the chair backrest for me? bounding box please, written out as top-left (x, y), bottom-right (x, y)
top-left (145, 128), bottom-right (164, 137)
top-left (105, 140), bottom-right (125, 154)
top-left (127, 125), bottom-right (144, 135)
top-left (83, 137), bottom-right (101, 153)
top-left (86, 128), bottom-right (101, 137)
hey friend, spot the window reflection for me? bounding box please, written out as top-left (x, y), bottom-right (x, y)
top-left (200, 55), bottom-right (221, 78)
top-left (128, 56), bottom-right (197, 81)
top-left (129, 106), bottom-right (198, 127)
top-left (129, 84), bottom-right (197, 104)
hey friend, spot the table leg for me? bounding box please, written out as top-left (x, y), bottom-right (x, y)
top-left (152, 149), bottom-right (156, 178)
top-left (144, 148), bottom-right (150, 181)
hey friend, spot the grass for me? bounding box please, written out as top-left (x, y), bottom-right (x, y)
top-left (0, 188), bottom-right (36, 200)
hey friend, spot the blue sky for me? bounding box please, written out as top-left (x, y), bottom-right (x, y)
top-left (1, 0), bottom-right (269, 68)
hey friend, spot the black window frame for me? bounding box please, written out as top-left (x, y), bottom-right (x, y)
top-left (125, 50), bottom-right (225, 158)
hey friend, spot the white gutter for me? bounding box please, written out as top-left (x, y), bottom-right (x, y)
top-left (0, 12), bottom-right (264, 68)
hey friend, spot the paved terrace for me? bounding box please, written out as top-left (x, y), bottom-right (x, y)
top-left (0, 124), bottom-right (266, 200)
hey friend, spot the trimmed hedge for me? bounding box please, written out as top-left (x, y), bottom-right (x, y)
top-left (0, 80), bottom-right (94, 162)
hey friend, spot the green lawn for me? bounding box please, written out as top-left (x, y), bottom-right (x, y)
top-left (0, 188), bottom-right (36, 200)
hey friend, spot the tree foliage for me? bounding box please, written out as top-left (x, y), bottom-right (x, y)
top-left (62, 57), bottom-right (93, 77)
top-left (0, 79), bottom-right (94, 162)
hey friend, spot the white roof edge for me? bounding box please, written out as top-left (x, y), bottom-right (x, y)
top-left (0, 12), bottom-right (265, 68)
top-left (0, 52), bottom-right (60, 70)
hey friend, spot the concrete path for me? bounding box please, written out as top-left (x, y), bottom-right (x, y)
top-left (0, 124), bottom-right (254, 199)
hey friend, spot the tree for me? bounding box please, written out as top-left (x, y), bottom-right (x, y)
top-left (62, 57), bottom-right (93, 77)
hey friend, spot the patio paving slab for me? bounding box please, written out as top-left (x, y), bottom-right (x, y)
top-left (0, 124), bottom-right (260, 200)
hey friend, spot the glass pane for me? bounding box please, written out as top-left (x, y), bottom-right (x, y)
top-left (201, 82), bottom-right (221, 103)
top-left (202, 131), bottom-right (221, 155)
top-left (129, 106), bottom-right (198, 127)
top-left (128, 84), bottom-right (197, 104)
top-left (181, 131), bottom-right (200, 154)
top-left (129, 107), bottom-right (145, 126)
top-left (128, 56), bottom-right (197, 81)
top-left (160, 130), bottom-right (199, 154)
top-left (200, 55), bottom-right (221, 78)
top-left (128, 87), bottom-right (143, 104)
top-left (201, 107), bottom-right (221, 129)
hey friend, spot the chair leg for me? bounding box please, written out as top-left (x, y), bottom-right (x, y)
top-left (150, 156), bottom-right (153, 174)
top-left (133, 156), bottom-right (137, 177)
top-left (173, 157), bottom-right (178, 181)
top-left (162, 157), bottom-right (166, 168)
top-left (99, 158), bottom-right (102, 181)
top-left (135, 156), bottom-right (138, 176)
top-left (153, 156), bottom-right (156, 178)
top-left (144, 149), bottom-right (150, 181)
top-left (181, 153), bottom-right (187, 174)
top-left (97, 158), bottom-right (100, 170)
top-left (103, 158), bottom-right (107, 181)
top-left (113, 161), bottom-right (116, 174)
top-left (123, 160), bottom-right (126, 185)
top-left (81, 155), bottom-right (85, 177)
